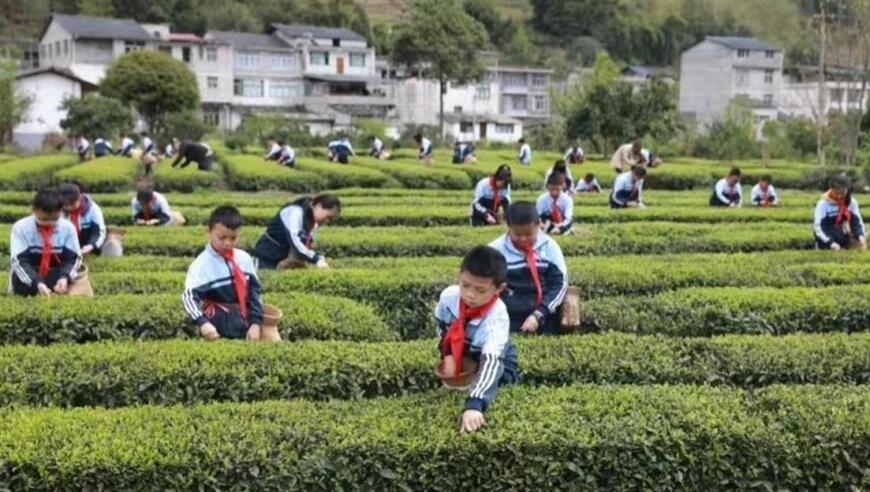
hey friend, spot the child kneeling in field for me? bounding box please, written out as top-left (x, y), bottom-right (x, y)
top-left (751, 175), bottom-right (779, 207)
top-left (183, 206), bottom-right (271, 341)
top-left (10, 189), bottom-right (83, 296)
top-left (254, 194), bottom-right (341, 269)
top-left (814, 175), bottom-right (867, 251)
top-left (132, 186), bottom-right (184, 226)
top-left (489, 202), bottom-right (569, 334)
top-left (435, 245), bottom-right (518, 433)
top-left (710, 168), bottom-right (743, 207)
top-left (537, 173), bottom-right (574, 235)
top-left (610, 166), bottom-right (646, 209)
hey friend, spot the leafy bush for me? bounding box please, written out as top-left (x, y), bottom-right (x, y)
top-left (0, 384), bottom-right (867, 490)
top-left (53, 156), bottom-right (139, 192)
top-left (222, 154), bottom-right (324, 191)
top-left (293, 159), bottom-right (398, 189)
top-left (583, 285), bottom-right (870, 336)
top-left (0, 154), bottom-right (79, 190)
top-left (355, 157), bottom-right (473, 189)
top-left (0, 293), bottom-right (394, 345)
top-left (151, 158), bottom-right (223, 192)
top-left (1, 332), bottom-right (869, 407)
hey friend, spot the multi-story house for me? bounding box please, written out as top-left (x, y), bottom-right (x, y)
top-left (779, 66), bottom-right (869, 121)
top-left (679, 36), bottom-right (784, 129)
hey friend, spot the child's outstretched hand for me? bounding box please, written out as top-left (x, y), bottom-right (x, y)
top-left (247, 324), bottom-right (261, 340)
top-left (521, 315), bottom-right (539, 333)
top-left (460, 410), bottom-right (486, 433)
top-left (53, 277), bottom-right (68, 294)
top-left (200, 323), bottom-right (220, 340)
top-left (37, 283), bottom-right (53, 296)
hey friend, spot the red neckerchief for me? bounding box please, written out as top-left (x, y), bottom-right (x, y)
top-left (513, 237), bottom-right (543, 306)
top-left (69, 207), bottom-right (81, 232)
top-left (440, 295), bottom-right (499, 376)
top-left (37, 224), bottom-right (55, 277)
top-left (728, 181), bottom-right (737, 201)
top-left (489, 176), bottom-right (501, 214)
top-left (827, 190), bottom-right (851, 225)
top-left (759, 183), bottom-right (770, 206)
top-left (551, 197), bottom-right (563, 223)
top-left (141, 199), bottom-right (154, 221)
top-left (630, 178), bottom-right (639, 200)
top-left (219, 248), bottom-right (248, 321)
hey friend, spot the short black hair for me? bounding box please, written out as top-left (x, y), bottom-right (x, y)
top-left (208, 205), bottom-right (243, 230)
top-left (58, 182), bottom-right (82, 204)
top-left (761, 175), bottom-right (772, 183)
top-left (312, 193), bottom-right (341, 212)
top-left (140, 131), bottom-right (148, 137)
top-left (505, 201), bottom-right (539, 226)
top-left (278, 140), bottom-right (286, 146)
top-left (518, 138), bottom-right (525, 144)
top-left (553, 159), bottom-right (567, 173)
top-left (32, 189), bottom-right (63, 213)
top-left (413, 133), bottom-right (422, 141)
top-left (460, 245), bottom-right (507, 286)
top-left (136, 186), bottom-right (155, 203)
top-left (729, 167), bottom-right (741, 177)
top-left (632, 166), bottom-right (647, 178)
top-left (546, 172), bottom-right (564, 188)
top-left (831, 174), bottom-right (852, 190)
top-left (584, 173), bottom-right (595, 181)
top-left (494, 164), bottom-right (512, 184)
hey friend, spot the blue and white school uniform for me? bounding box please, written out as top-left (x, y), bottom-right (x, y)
top-left (610, 171), bottom-right (644, 208)
top-left (131, 192), bottom-right (173, 225)
top-left (544, 166), bottom-right (574, 191)
top-left (453, 143), bottom-right (475, 163)
top-left (264, 143), bottom-right (282, 161)
top-left (488, 233), bottom-right (569, 334)
top-left (9, 216), bottom-right (82, 296)
top-left (76, 138), bottom-right (90, 159)
top-left (814, 194), bottom-right (866, 249)
top-left (119, 137), bottom-right (135, 157)
top-left (253, 198), bottom-right (321, 269)
top-left (93, 138), bottom-right (114, 158)
top-left (563, 146), bottom-right (585, 164)
top-left (751, 184), bottom-right (779, 206)
top-left (518, 143), bottom-right (532, 165)
top-left (183, 244), bottom-right (264, 339)
top-left (536, 191), bottom-right (574, 234)
top-left (278, 145), bottom-right (296, 166)
top-left (142, 136), bottom-right (155, 155)
top-left (575, 178), bottom-right (602, 193)
top-left (65, 195), bottom-right (106, 251)
top-left (471, 177), bottom-right (511, 226)
top-left (434, 285), bottom-right (519, 412)
top-left (710, 178), bottom-right (742, 207)
top-left (370, 137), bottom-right (384, 158)
top-left (328, 139), bottom-right (354, 163)
top-left (164, 143), bottom-right (175, 158)
top-left (419, 137), bottom-right (434, 159)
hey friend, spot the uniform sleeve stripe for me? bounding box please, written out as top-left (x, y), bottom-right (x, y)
top-left (470, 354), bottom-right (500, 399)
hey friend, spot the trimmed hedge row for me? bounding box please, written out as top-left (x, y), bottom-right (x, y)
top-left (293, 159), bottom-right (399, 189)
top-left (53, 157), bottom-right (139, 192)
top-left (0, 293), bottom-right (394, 345)
top-left (584, 284), bottom-right (870, 336)
top-left (355, 157), bottom-right (473, 189)
top-left (223, 155), bottom-right (324, 191)
top-left (151, 159), bottom-right (224, 192)
top-left (0, 384), bottom-right (867, 490)
top-left (1, 332), bottom-right (869, 408)
top-left (0, 222), bottom-right (817, 258)
top-left (0, 154), bottom-right (79, 190)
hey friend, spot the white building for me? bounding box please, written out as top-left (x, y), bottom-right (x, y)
top-left (679, 36), bottom-right (784, 129)
top-left (780, 66), bottom-right (869, 120)
top-left (13, 67), bottom-right (98, 151)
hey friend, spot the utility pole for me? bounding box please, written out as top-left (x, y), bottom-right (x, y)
top-left (817, 1), bottom-right (828, 166)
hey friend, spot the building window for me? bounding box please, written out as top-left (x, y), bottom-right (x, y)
top-left (125, 41), bottom-right (145, 53)
top-left (764, 70), bottom-right (774, 84)
top-left (830, 88), bottom-right (845, 104)
top-left (453, 106), bottom-right (463, 114)
top-left (182, 47), bottom-right (191, 63)
top-left (332, 38), bottom-right (340, 47)
top-left (533, 95), bottom-right (547, 112)
top-left (272, 54), bottom-right (295, 70)
top-left (269, 79), bottom-right (300, 98)
top-left (504, 73), bottom-right (526, 87)
top-left (532, 74), bottom-right (547, 87)
top-left (54, 41), bottom-right (60, 57)
top-left (207, 76), bottom-right (218, 89)
top-left (235, 51), bottom-right (261, 69)
top-left (41, 44), bottom-right (47, 59)
top-left (349, 53), bottom-right (366, 67)
top-left (765, 50), bottom-right (775, 58)
top-left (495, 123), bottom-right (514, 134)
top-left (206, 47), bottom-right (217, 62)
top-left (763, 94), bottom-right (773, 106)
top-left (460, 121), bottom-right (474, 133)
top-left (475, 83), bottom-right (491, 100)
top-left (63, 40), bottom-right (68, 56)
top-left (233, 78), bottom-right (264, 97)
top-left (506, 95), bottom-right (527, 111)
top-left (310, 51), bottom-right (329, 66)
top-left (737, 49), bottom-right (750, 58)
top-left (203, 112), bottom-right (219, 127)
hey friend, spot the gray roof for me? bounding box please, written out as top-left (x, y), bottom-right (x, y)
top-left (706, 36), bottom-right (781, 52)
top-left (271, 24), bottom-right (366, 42)
top-left (15, 67), bottom-right (99, 89)
top-left (49, 14), bottom-right (154, 41)
top-left (207, 31), bottom-right (290, 50)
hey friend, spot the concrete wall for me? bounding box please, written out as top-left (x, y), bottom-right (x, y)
top-left (302, 46), bottom-right (375, 77)
top-left (780, 80), bottom-right (869, 119)
top-left (678, 41), bottom-right (739, 128)
top-left (40, 21), bottom-right (73, 69)
top-left (14, 73), bottom-right (83, 152)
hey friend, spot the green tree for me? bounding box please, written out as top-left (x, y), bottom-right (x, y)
top-left (0, 59), bottom-right (33, 146)
top-left (161, 110), bottom-right (208, 143)
top-left (59, 94), bottom-right (133, 138)
top-left (392, 0), bottom-right (489, 138)
top-left (692, 97), bottom-right (760, 160)
top-left (100, 51), bottom-right (199, 135)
